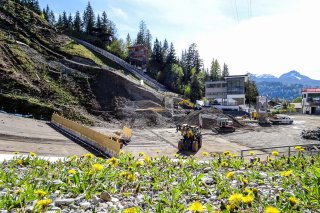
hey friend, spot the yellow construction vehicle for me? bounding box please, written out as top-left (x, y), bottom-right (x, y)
top-left (176, 124), bottom-right (202, 152)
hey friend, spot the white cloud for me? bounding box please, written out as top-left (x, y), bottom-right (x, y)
top-left (110, 7), bottom-right (128, 21)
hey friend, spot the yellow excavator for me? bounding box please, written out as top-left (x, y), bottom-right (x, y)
top-left (176, 124), bottom-right (202, 152)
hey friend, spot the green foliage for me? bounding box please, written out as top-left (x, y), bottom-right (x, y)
top-left (292, 96), bottom-right (302, 103)
top-left (178, 99), bottom-right (194, 109)
top-left (106, 39), bottom-right (127, 59)
top-left (245, 79), bottom-right (259, 106)
top-left (210, 58), bottom-right (221, 80)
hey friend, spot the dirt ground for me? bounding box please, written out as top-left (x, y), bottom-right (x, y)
top-left (0, 112), bottom-right (319, 159)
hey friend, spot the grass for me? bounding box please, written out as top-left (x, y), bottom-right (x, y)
top-left (0, 150), bottom-right (319, 212)
top-left (59, 41), bottom-right (104, 66)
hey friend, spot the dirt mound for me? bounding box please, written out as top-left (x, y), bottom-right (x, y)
top-left (177, 108), bottom-right (242, 129)
top-left (126, 100), bottom-right (162, 109)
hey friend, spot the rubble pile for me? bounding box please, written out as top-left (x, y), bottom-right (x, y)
top-left (301, 127), bottom-right (320, 141)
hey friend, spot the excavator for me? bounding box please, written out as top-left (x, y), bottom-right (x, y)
top-left (176, 124), bottom-right (202, 152)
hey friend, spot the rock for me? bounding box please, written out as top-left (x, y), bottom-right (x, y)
top-left (136, 194), bottom-right (144, 203)
top-left (25, 206), bottom-right (33, 213)
top-left (203, 167), bottom-right (211, 173)
top-left (100, 192), bottom-right (112, 201)
top-left (55, 198), bottom-right (75, 206)
top-left (117, 204), bottom-right (124, 210)
top-left (80, 201), bottom-right (91, 209)
top-left (203, 177), bottom-right (215, 185)
top-left (92, 195), bottom-right (101, 204)
top-left (75, 194), bottom-right (85, 203)
top-left (111, 197), bottom-right (119, 203)
top-left (52, 179), bottom-right (63, 185)
top-left (69, 204), bottom-right (78, 210)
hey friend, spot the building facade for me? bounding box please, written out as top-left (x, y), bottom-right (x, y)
top-left (301, 88), bottom-right (320, 115)
top-left (205, 75), bottom-right (248, 108)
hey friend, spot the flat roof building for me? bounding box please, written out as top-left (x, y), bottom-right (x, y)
top-left (301, 88), bottom-right (320, 115)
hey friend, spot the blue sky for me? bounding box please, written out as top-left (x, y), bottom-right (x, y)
top-left (38, 0), bottom-right (320, 80)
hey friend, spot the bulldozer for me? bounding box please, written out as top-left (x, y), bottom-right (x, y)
top-left (176, 124), bottom-right (202, 152)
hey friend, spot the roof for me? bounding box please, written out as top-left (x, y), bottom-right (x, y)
top-left (224, 74), bottom-right (248, 79)
top-left (291, 103), bottom-right (302, 109)
top-left (302, 88), bottom-right (320, 93)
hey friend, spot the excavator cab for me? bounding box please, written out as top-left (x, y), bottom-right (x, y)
top-left (176, 124), bottom-right (202, 152)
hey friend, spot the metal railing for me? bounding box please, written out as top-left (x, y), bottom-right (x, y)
top-left (240, 143), bottom-right (320, 158)
top-left (71, 37), bottom-right (167, 92)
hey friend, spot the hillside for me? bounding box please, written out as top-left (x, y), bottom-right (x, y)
top-left (251, 71), bottom-right (320, 100)
top-left (0, 1), bottom-right (164, 124)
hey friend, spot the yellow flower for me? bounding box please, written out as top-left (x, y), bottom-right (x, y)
top-left (281, 170), bottom-right (293, 177)
top-left (244, 187), bottom-right (253, 195)
top-left (242, 195), bottom-right (254, 204)
top-left (272, 151), bottom-right (279, 156)
top-left (29, 152), bottom-right (36, 157)
top-left (226, 204), bottom-right (235, 212)
top-left (120, 171), bottom-right (128, 178)
top-left (136, 161), bottom-right (144, 167)
top-left (92, 163), bottom-right (104, 171)
top-left (223, 151), bottom-right (230, 156)
top-left (264, 206), bottom-right (280, 213)
top-left (294, 146), bottom-right (302, 150)
top-left (144, 156), bottom-right (151, 164)
top-left (127, 173), bottom-right (137, 182)
top-left (107, 157), bottom-right (119, 167)
top-left (119, 150), bottom-right (125, 155)
top-left (16, 159), bottom-right (23, 165)
top-left (268, 157), bottom-right (272, 162)
top-left (36, 199), bottom-right (52, 207)
top-left (83, 153), bottom-right (94, 159)
top-left (299, 148), bottom-right (305, 152)
top-left (34, 189), bottom-right (47, 198)
top-left (288, 197), bottom-right (299, 205)
top-left (226, 171), bottom-right (234, 179)
top-left (241, 177), bottom-right (249, 185)
top-left (202, 151), bottom-right (209, 157)
top-left (249, 151), bottom-right (255, 156)
top-left (228, 193), bottom-right (243, 205)
top-left (138, 152), bottom-right (145, 157)
top-left (68, 169), bottom-right (76, 175)
top-left (221, 161), bottom-right (228, 167)
top-left (70, 155), bottom-right (78, 160)
top-left (124, 207), bottom-right (137, 213)
top-left (188, 201), bottom-right (205, 212)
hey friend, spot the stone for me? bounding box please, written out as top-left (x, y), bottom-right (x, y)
top-left (92, 195), bottom-right (101, 204)
top-left (203, 167), bottom-right (211, 173)
top-left (100, 192), bottom-right (112, 202)
top-left (52, 179), bottom-right (63, 185)
top-left (80, 201), bottom-right (91, 209)
top-left (25, 206), bottom-right (33, 213)
top-left (55, 198), bottom-right (75, 206)
top-left (203, 177), bottom-right (215, 185)
top-left (111, 197), bottom-right (119, 203)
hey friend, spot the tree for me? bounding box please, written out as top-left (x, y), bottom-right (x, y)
top-left (73, 11), bottom-right (82, 32)
top-left (62, 11), bottom-right (68, 29)
top-left (222, 63), bottom-right (229, 78)
top-left (43, 5), bottom-right (50, 21)
top-left (245, 79), bottom-right (259, 106)
top-left (83, 1), bottom-right (95, 34)
top-left (210, 58), bottom-right (221, 80)
top-left (145, 29), bottom-right (152, 56)
top-left (48, 10), bottom-right (55, 24)
top-left (292, 96), bottom-right (302, 103)
top-left (189, 68), bottom-right (205, 102)
top-left (136, 20), bottom-right (146, 45)
top-left (162, 39), bottom-right (169, 59)
top-left (67, 13), bottom-right (73, 31)
top-left (96, 14), bottom-right (102, 29)
top-left (166, 42), bottom-right (176, 65)
top-left (101, 11), bottom-right (108, 32)
top-left (56, 14), bottom-right (63, 29)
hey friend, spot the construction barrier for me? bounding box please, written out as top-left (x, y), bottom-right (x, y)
top-left (51, 113), bottom-right (121, 156)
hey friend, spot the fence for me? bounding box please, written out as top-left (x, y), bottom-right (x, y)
top-left (71, 37), bottom-right (167, 92)
top-left (51, 113), bottom-right (121, 156)
top-left (240, 143), bottom-right (320, 158)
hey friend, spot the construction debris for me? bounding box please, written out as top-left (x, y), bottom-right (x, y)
top-left (301, 128), bottom-right (320, 141)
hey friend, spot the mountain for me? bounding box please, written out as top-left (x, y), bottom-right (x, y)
top-left (251, 71), bottom-right (320, 100)
top-left (251, 70), bottom-right (320, 87)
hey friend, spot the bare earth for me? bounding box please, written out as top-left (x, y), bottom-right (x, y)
top-left (0, 112), bottom-right (319, 159)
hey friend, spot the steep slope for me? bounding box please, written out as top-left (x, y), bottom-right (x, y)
top-left (0, 1), bottom-right (163, 123)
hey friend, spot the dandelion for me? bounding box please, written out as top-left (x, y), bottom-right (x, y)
top-left (281, 170), bottom-right (293, 177)
top-left (244, 187), bottom-right (253, 195)
top-left (242, 195), bottom-right (254, 204)
top-left (29, 152), bottom-right (36, 157)
top-left (294, 146), bottom-right (302, 150)
top-left (268, 157), bottom-right (272, 162)
top-left (299, 148), bottom-right (305, 152)
top-left (226, 204), bottom-right (235, 212)
top-left (264, 206), bottom-right (280, 213)
top-left (249, 151), bottom-right (255, 156)
top-left (241, 177), bottom-right (249, 185)
top-left (83, 153), bottom-right (94, 159)
top-left (107, 157), bottom-right (119, 167)
top-left (226, 171), bottom-right (234, 179)
top-left (70, 155), bottom-right (78, 161)
top-left (228, 193), bottom-right (243, 205)
top-left (221, 161), bottom-right (228, 167)
top-left (120, 171), bottom-right (128, 178)
top-left (138, 152), bottom-right (145, 157)
top-left (119, 150), bottom-right (125, 155)
top-left (223, 151), bottom-right (230, 156)
top-left (272, 151), bottom-right (279, 156)
top-left (124, 207), bottom-right (137, 213)
top-left (202, 151), bottom-right (209, 157)
top-left (288, 197), bottom-right (300, 206)
top-left (127, 173), bottom-right (137, 182)
top-left (68, 169), bottom-right (76, 175)
top-left (144, 156), bottom-right (151, 164)
top-left (16, 159), bottom-right (23, 165)
top-left (188, 201), bottom-right (205, 212)
top-left (36, 199), bottom-right (52, 207)
top-left (136, 161), bottom-right (144, 167)
top-left (92, 163), bottom-right (104, 171)
top-left (34, 189), bottom-right (47, 198)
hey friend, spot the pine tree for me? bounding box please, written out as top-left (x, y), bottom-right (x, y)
top-left (166, 42), bottom-right (176, 65)
top-left (145, 29), bottom-right (152, 56)
top-left (126, 33), bottom-right (132, 47)
top-left (136, 20), bottom-right (146, 45)
top-left (101, 11), bottom-right (108, 33)
top-left (43, 5), bottom-right (50, 21)
top-left (56, 14), bottom-right (63, 29)
top-left (83, 2), bottom-right (95, 34)
top-left (73, 11), bottom-right (82, 32)
top-left (162, 39), bottom-right (169, 60)
top-left (222, 63), bottom-right (229, 78)
top-left (96, 14), bottom-right (102, 29)
top-left (210, 58), bottom-right (221, 80)
top-left (67, 13), bottom-right (73, 30)
top-left (62, 11), bottom-right (68, 29)
top-left (48, 10), bottom-right (55, 24)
